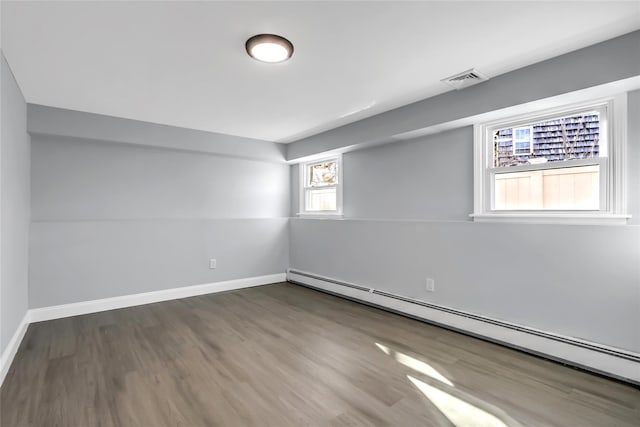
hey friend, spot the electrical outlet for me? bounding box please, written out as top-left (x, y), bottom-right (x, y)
top-left (209, 259), bottom-right (217, 269)
top-left (425, 278), bottom-right (435, 292)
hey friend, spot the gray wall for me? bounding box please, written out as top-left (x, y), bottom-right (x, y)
top-left (289, 164), bottom-right (300, 217)
top-left (289, 91), bottom-right (640, 353)
top-left (28, 104), bottom-right (286, 163)
top-left (343, 127), bottom-right (472, 221)
top-left (30, 116), bottom-right (289, 308)
top-left (1, 52), bottom-right (30, 355)
top-left (30, 219), bottom-right (287, 308)
top-left (628, 89), bottom-right (640, 223)
top-left (31, 136), bottom-right (289, 221)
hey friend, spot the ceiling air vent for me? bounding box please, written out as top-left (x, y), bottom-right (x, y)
top-left (441, 68), bottom-right (489, 90)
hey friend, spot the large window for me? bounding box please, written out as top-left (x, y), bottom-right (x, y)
top-left (300, 156), bottom-right (342, 216)
top-left (473, 96), bottom-right (628, 224)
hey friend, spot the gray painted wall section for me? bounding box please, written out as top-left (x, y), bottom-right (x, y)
top-left (289, 219), bottom-right (640, 352)
top-left (627, 90), bottom-right (640, 224)
top-left (30, 129), bottom-right (289, 308)
top-left (287, 30), bottom-right (640, 160)
top-left (28, 104), bottom-right (287, 163)
top-left (289, 91), bottom-right (640, 353)
top-left (30, 219), bottom-right (288, 308)
top-left (31, 136), bottom-right (289, 220)
top-left (0, 52), bottom-right (30, 355)
top-left (289, 164), bottom-right (300, 216)
top-left (344, 127), bottom-right (473, 221)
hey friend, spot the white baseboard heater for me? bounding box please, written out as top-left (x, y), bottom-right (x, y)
top-left (287, 269), bottom-right (640, 385)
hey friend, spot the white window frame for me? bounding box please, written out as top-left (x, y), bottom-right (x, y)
top-left (472, 94), bottom-right (629, 225)
top-left (298, 155), bottom-right (343, 218)
top-left (512, 125), bottom-right (533, 155)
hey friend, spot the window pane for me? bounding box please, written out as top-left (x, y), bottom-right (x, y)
top-left (308, 161), bottom-right (338, 187)
top-left (494, 165), bottom-right (599, 210)
top-left (513, 127), bottom-right (531, 141)
top-left (307, 188), bottom-right (337, 211)
top-left (515, 141), bottom-right (531, 154)
top-left (493, 111), bottom-right (600, 168)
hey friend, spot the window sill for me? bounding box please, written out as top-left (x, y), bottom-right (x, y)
top-left (296, 212), bottom-right (344, 220)
top-left (470, 213), bottom-right (631, 225)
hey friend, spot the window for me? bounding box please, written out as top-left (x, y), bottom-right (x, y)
top-left (473, 95), bottom-right (628, 224)
top-left (299, 156), bottom-right (342, 216)
top-left (512, 126), bottom-right (533, 155)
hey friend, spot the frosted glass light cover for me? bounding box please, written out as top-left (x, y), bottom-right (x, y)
top-left (246, 34), bottom-right (294, 63)
top-left (250, 43), bottom-right (289, 63)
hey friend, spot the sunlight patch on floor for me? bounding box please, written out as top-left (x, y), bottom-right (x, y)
top-left (375, 341), bottom-right (520, 427)
top-left (408, 375), bottom-right (510, 427)
top-left (375, 342), bottom-right (452, 386)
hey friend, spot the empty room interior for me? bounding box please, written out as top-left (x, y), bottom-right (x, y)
top-left (1, 1), bottom-right (640, 426)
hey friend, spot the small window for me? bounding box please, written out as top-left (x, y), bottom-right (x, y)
top-left (300, 156), bottom-right (342, 216)
top-left (473, 96), bottom-right (628, 224)
top-left (512, 126), bottom-right (533, 155)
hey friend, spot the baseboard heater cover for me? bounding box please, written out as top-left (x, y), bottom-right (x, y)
top-left (287, 269), bottom-right (640, 385)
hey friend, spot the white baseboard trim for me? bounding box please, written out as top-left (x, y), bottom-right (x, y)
top-left (0, 312), bottom-right (30, 387)
top-left (1, 273), bottom-right (285, 388)
top-left (30, 273), bottom-right (286, 323)
top-left (287, 269), bottom-right (640, 385)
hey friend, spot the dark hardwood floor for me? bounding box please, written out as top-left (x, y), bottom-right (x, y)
top-left (1, 282), bottom-right (638, 426)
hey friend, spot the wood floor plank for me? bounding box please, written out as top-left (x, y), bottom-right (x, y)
top-left (2, 282), bottom-right (638, 426)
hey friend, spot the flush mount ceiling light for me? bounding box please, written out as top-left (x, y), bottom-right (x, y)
top-left (246, 34), bottom-right (294, 63)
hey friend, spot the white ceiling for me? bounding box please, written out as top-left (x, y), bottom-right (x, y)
top-left (2, 1), bottom-right (639, 143)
